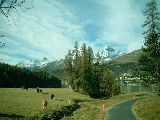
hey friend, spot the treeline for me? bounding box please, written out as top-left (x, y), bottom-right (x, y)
top-left (64, 42), bottom-right (120, 98)
top-left (0, 63), bottom-right (61, 88)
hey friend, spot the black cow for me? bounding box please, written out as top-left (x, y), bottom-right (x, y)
top-left (40, 89), bottom-right (42, 93)
top-left (37, 88), bottom-right (39, 93)
top-left (51, 94), bottom-right (54, 99)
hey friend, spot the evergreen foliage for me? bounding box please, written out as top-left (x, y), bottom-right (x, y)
top-left (64, 49), bottom-right (75, 89)
top-left (0, 63), bottom-right (61, 88)
top-left (64, 42), bottom-right (120, 98)
top-left (139, 0), bottom-right (160, 85)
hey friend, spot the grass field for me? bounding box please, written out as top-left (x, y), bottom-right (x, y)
top-left (0, 88), bottom-right (92, 119)
top-left (0, 88), bottom-right (151, 120)
top-left (133, 94), bottom-right (160, 120)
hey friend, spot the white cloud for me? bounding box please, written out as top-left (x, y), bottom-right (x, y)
top-left (99, 0), bottom-right (145, 51)
top-left (0, 0), bottom-right (86, 63)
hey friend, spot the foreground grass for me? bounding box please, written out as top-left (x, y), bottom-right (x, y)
top-left (0, 88), bottom-right (92, 119)
top-left (133, 94), bottom-right (160, 120)
top-left (0, 88), bottom-right (151, 120)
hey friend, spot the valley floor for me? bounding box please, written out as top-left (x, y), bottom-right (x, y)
top-left (0, 88), bottom-right (157, 120)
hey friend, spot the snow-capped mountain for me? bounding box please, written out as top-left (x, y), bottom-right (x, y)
top-left (95, 46), bottom-right (124, 62)
top-left (17, 57), bottom-right (49, 69)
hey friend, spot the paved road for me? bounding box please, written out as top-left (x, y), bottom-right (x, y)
top-left (106, 97), bottom-right (145, 120)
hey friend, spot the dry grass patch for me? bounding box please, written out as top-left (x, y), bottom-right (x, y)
top-left (133, 94), bottom-right (160, 120)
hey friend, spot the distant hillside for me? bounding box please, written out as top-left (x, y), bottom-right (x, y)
top-left (36, 59), bottom-right (66, 80)
top-left (16, 59), bottom-right (66, 80)
top-left (106, 49), bottom-right (143, 77)
top-left (42, 59), bottom-right (64, 72)
top-left (113, 49), bottom-right (142, 64)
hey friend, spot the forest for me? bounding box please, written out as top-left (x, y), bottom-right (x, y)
top-left (0, 63), bottom-right (61, 88)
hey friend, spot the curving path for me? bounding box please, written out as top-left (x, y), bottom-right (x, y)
top-left (106, 97), bottom-right (145, 120)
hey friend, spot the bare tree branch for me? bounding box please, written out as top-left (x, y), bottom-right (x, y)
top-left (0, 0), bottom-right (33, 48)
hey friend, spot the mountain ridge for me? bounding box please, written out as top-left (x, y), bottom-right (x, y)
top-left (16, 48), bottom-right (142, 80)
top-left (17, 57), bottom-right (49, 69)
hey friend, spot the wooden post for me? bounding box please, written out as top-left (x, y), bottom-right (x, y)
top-left (102, 104), bottom-right (105, 112)
top-left (101, 104), bottom-right (105, 120)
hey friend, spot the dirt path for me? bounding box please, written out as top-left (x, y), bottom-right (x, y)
top-left (106, 97), bottom-right (145, 120)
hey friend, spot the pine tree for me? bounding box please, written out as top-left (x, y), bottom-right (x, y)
top-left (80, 43), bottom-right (88, 93)
top-left (81, 43), bottom-right (87, 71)
top-left (73, 42), bottom-right (79, 78)
top-left (72, 41), bottom-right (81, 91)
top-left (86, 46), bottom-right (95, 97)
top-left (64, 49), bottom-right (74, 89)
top-left (139, 0), bottom-right (160, 86)
top-left (91, 62), bottom-right (101, 98)
top-left (87, 46), bottom-right (94, 67)
top-left (81, 45), bottom-right (101, 98)
top-left (101, 69), bottom-right (115, 97)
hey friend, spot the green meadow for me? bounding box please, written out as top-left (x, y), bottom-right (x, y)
top-left (0, 88), bottom-right (92, 119)
top-left (0, 88), bottom-right (158, 120)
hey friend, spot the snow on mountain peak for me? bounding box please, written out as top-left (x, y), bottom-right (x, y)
top-left (95, 46), bottom-right (123, 62)
top-left (17, 57), bottom-right (49, 68)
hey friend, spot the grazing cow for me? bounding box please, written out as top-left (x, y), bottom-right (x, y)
top-left (40, 89), bottom-right (42, 93)
top-left (42, 99), bottom-right (48, 110)
top-left (37, 88), bottom-right (39, 93)
top-left (51, 94), bottom-right (54, 99)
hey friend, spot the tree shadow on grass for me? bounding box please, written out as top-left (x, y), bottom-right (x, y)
top-left (0, 113), bottom-right (25, 119)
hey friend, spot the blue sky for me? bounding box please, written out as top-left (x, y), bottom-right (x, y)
top-left (0, 0), bottom-right (159, 64)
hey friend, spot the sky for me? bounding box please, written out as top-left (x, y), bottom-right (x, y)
top-left (0, 0), bottom-right (159, 64)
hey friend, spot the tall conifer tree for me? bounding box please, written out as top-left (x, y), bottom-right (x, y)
top-left (139, 0), bottom-right (160, 86)
top-left (64, 49), bottom-right (74, 89)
